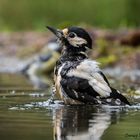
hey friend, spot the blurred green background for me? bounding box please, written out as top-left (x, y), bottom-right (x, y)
top-left (0, 0), bottom-right (140, 31)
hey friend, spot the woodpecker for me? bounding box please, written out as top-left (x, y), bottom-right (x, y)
top-left (21, 39), bottom-right (61, 75)
top-left (21, 39), bottom-right (61, 88)
top-left (47, 26), bottom-right (130, 105)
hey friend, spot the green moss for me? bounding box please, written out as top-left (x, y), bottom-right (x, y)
top-left (96, 54), bottom-right (118, 67)
top-left (95, 39), bottom-right (110, 56)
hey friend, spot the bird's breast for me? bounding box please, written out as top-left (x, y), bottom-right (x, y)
top-left (54, 61), bottom-right (81, 102)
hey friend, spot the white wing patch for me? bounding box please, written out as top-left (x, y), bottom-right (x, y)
top-left (67, 59), bottom-right (111, 97)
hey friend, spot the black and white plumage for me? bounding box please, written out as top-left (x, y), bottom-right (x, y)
top-left (47, 26), bottom-right (130, 105)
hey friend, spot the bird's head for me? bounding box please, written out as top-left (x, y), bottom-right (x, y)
top-left (47, 26), bottom-right (92, 53)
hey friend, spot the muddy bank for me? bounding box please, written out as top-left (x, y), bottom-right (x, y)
top-left (0, 29), bottom-right (140, 79)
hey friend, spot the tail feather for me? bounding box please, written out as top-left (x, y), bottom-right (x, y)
top-left (110, 88), bottom-right (131, 105)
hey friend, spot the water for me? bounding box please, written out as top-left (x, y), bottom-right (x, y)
top-left (0, 73), bottom-right (140, 140)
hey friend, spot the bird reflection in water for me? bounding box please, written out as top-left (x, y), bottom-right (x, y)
top-left (53, 105), bottom-right (123, 140)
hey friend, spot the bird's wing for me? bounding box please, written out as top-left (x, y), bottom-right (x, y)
top-left (38, 54), bottom-right (52, 62)
top-left (66, 60), bottom-right (112, 98)
top-left (62, 59), bottom-right (130, 105)
top-left (60, 76), bottom-right (101, 104)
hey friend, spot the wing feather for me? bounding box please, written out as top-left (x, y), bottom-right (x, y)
top-left (60, 76), bottom-right (100, 104)
top-left (67, 59), bottom-right (111, 97)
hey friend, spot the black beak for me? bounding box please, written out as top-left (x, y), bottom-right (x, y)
top-left (46, 26), bottom-right (63, 39)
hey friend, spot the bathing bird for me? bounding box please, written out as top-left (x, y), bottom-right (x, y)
top-left (47, 26), bottom-right (130, 105)
top-left (21, 39), bottom-right (61, 88)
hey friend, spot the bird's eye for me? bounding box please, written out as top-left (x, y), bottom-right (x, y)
top-left (68, 32), bottom-right (76, 38)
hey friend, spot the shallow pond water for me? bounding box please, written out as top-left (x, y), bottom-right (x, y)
top-left (0, 73), bottom-right (140, 140)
